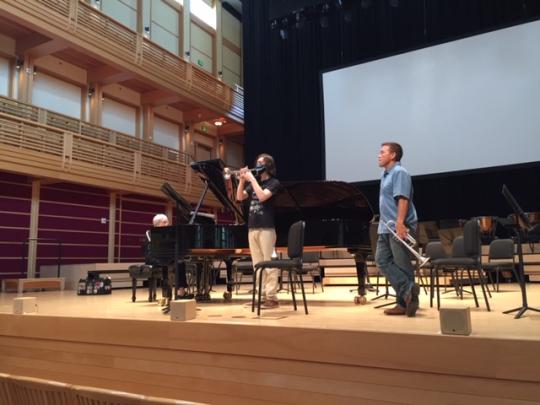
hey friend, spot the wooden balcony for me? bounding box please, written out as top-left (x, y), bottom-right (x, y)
top-left (0, 0), bottom-right (244, 123)
top-left (0, 95), bottom-right (218, 206)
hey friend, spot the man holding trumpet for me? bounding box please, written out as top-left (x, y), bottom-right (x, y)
top-left (236, 154), bottom-right (281, 309)
top-left (376, 142), bottom-right (420, 317)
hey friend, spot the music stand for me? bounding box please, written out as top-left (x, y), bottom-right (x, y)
top-left (500, 185), bottom-right (540, 319)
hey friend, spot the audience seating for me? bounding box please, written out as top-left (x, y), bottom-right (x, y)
top-left (0, 372), bottom-right (198, 405)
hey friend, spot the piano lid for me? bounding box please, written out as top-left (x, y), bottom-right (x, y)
top-left (161, 182), bottom-right (193, 223)
top-left (274, 180), bottom-right (373, 215)
top-left (190, 159), bottom-right (247, 224)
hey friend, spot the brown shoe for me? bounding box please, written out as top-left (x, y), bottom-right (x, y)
top-left (384, 305), bottom-right (406, 315)
top-left (262, 299), bottom-right (279, 309)
top-left (405, 284), bottom-right (420, 317)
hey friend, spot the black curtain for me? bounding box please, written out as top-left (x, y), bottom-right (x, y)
top-left (242, 0), bottom-right (540, 219)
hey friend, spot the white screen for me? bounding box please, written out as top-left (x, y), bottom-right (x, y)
top-left (322, 20), bottom-right (540, 182)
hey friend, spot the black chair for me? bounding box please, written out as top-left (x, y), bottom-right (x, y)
top-left (483, 239), bottom-right (516, 292)
top-left (252, 221), bottom-right (306, 316)
top-left (431, 219), bottom-right (491, 311)
top-left (232, 258), bottom-right (254, 294)
top-left (302, 251), bottom-right (323, 293)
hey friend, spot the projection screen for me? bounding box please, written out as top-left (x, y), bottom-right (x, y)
top-left (322, 19), bottom-right (540, 182)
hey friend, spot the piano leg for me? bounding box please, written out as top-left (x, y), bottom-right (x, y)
top-left (354, 254), bottom-right (368, 305)
top-left (224, 258), bottom-right (233, 301)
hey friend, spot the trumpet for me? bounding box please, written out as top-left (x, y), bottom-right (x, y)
top-left (224, 166), bottom-right (265, 180)
top-left (383, 220), bottom-right (430, 268)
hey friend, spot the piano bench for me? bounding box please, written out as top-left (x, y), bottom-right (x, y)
top-left (128, 265), bottom-right (163, 303)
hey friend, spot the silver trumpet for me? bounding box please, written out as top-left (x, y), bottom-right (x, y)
top-left (224, 166), bottom-right (265, 180)
top-left (383, 220), bottom-right (430, 268)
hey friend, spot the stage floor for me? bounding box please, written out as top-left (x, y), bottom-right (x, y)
top-left (1, 282), bottom-right (539, 340)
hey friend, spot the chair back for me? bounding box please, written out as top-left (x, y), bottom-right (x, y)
top-left (425, 241), bottom-right (447, 260)
top-left (488, 239), bottom-right (514, 260)
top-left (451, 236), bottom-right (466, 257)
top-left (463, 219), bottom-right (481, 257)
top-left (8, 375), bottom-right (73, 405)
top-left (287, 221), bottom-right (305, 260)
top-left (302, 251), bottom-right (320, 263)
top-left (0, 373), bottom-right (12, 405)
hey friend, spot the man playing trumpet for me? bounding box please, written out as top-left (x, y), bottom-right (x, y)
top-left (376, 142), bottom-right (420, 317)
top-left (236, 154), bottom-right (281, 309)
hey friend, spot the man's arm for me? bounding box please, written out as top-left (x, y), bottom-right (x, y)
top-left (236, 167), bottom-right (249, 201)
top-left (395, 197), bottom-right (409, 240)
top-left (244, 171), bottom-right (273, 202)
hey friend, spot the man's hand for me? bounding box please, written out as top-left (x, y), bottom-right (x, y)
top-left (395, 221), bottom-right (409, 240)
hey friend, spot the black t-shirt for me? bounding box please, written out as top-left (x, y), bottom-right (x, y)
top-left (245, 177), bottom-right (281, 229)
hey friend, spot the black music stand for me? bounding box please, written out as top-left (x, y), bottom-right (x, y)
top-left (500, 185), bottom-right (540, 319)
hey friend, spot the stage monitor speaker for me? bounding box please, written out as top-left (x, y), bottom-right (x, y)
top-left (13, 297), bottom-right (38, 314)
top-left (170, 299), bottom-right (197, 321)
top-left (439, 307), bottom-right (472, 336)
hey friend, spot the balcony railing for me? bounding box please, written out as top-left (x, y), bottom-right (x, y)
top-left (0, 0), bottom-right (244, 122)
top-left (0, 95), bottom-right (190, 165)
top-left (0, 96), bottom-right (218, 205)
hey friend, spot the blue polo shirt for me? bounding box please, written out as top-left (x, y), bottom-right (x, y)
top-left (378, 162), bottom-right (418, 234)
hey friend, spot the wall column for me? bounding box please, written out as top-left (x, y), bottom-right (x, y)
top-left (215, 0), bottom-right (223, 79)
top-left (142, 104), bottom-right (154, 143)
top-left (88, 82), bottom-right (103, 126)
top-left (108, 192), bottom-right (117, 262)
top-left (27, 179), bottom-right (40, 278)
top-left (183, 0), bottom-right (191, 61)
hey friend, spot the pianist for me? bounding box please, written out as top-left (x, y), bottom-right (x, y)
top-left (375, 142), bottom-right (420, 317)
top-left (149, 213), bottom-right (193, 300)
top-left (236, 154), bottom-right (281, 309)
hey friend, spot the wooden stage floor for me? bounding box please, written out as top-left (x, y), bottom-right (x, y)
top-left (1, 283), bottom-right (540, 404)
top-left (1, 283), bottom-right (539, 339)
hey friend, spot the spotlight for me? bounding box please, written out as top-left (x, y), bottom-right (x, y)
top-left (360, 0), bottom-right (372, 9)
top-left (320, 3), bottom-right (330, 28)
top-left (320, 15), bottom-right (329, 29)
top-left (294, 11), bottom-right (305, 29)
top-left (279, 17), bottom-right (288, 39)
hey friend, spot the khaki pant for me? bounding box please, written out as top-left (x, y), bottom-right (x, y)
top-left (249, 228), bottom-right (278, 301)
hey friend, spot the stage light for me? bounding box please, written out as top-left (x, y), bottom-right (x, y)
top-left (320, 3), bottom-right (330, 28)
top-left (360, 0), bottom-right (372, 9)
top-left (279, 17), bottom-right (289, 39)
top-left (294, 11), bottom-right (305, 29)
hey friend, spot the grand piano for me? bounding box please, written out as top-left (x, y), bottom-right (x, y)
top-left (149, 159), bottom-right (374, 302)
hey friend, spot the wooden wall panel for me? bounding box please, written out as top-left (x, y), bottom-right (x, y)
top-left (0, 315), bottom-right (539, 404)
top-left (0, 172), bottom-right (31, 278)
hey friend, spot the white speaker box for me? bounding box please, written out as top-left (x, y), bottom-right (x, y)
top-left (439, 307), bottom-right (472, 336)
top-left (13, 297), bottom-right (38, 314)
top-left (170, 299), bottom-right (197, 321)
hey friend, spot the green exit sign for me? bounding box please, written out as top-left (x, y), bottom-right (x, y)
top-left (197, 59), bottom-right (204, 67)
top-left (201, 125), bottom-right (208, 133)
